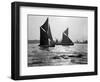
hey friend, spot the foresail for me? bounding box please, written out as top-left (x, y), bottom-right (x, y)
top-left (47, 24), bottom-right (53, 41)
top-left (47, 24), bottom-right (55, 47)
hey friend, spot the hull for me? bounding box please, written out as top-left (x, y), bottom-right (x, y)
top-left (39, 44), bottom-right (55, 47)
top-left (39, 45), bottom-right (49, 48)
top-left (56, 43), bottom-right (74, 46)
top-left (61, 43), bottom-right (74, 46)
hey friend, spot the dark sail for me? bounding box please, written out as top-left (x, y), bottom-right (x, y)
top-left (39, 18), bottom-right (55, 47)
top-left (61, 28), bottom-right (74, 45)
top-left (40, 18), bottom-right (48, 46)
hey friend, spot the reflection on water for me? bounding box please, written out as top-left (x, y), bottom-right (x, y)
top-left (28, 43), bottom-right (88, 67)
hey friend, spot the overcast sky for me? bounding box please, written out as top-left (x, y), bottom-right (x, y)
top-left (28, 15), bottom-right (88, 42)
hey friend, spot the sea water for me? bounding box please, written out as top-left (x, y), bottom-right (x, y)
top-left (28, 43), bottom-right (87, 67)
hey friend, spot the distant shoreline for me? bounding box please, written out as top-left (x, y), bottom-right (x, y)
top-left (28, 40), bottom-right (87, 44)
top-left (28, 40), bottom-right (40, 44)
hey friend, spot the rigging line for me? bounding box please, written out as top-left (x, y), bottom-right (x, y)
top-left (40, 26), bottom-right (46, 32)
top-left (64, 32), bottom-right (67, 36)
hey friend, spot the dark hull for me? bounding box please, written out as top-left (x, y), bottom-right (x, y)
top-left (39, 45), bottom-right (49, 48)
top-left (56, 43), bottom-right (74, 46)
top-left (49, 44), bottom-right (55, 47)
top-left (39, 44), bottom-right (55, 47)
top-left (61, 43), bottom-right (74, 46)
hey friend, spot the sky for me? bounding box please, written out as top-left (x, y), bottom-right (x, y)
top-left (28, 15), bottom-right (88, 42)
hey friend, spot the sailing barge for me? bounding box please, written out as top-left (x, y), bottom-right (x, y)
top-left (61, 28), bottom-right (74, 45)
top-left (39, 18), bottom-right (74, 47)
top-left (39, 18), bottom-right (55, 47)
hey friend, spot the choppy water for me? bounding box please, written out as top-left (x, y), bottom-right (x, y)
top-left (28, 43), bottom-right (87, 67)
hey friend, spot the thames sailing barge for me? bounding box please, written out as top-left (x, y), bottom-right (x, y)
top-left (39, 18), bottom-right (55, 47)
top-left (61, 28), bottom-right (74, 45)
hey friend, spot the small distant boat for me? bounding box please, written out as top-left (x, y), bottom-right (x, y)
top-left (61, 28), bottom-right (74, 45)
top-left (39, 18), bottom-right (55, 47)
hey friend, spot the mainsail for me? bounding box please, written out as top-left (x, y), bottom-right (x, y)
top-left (39, 18), bottom-right (55, 47)
top-left (61, 28), bottom-right (74, 45)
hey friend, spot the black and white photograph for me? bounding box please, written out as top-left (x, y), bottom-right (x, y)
top-left (11, 2), bottom-right (97, 80)
top-left (28, 15), bottom-right (88, 67)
